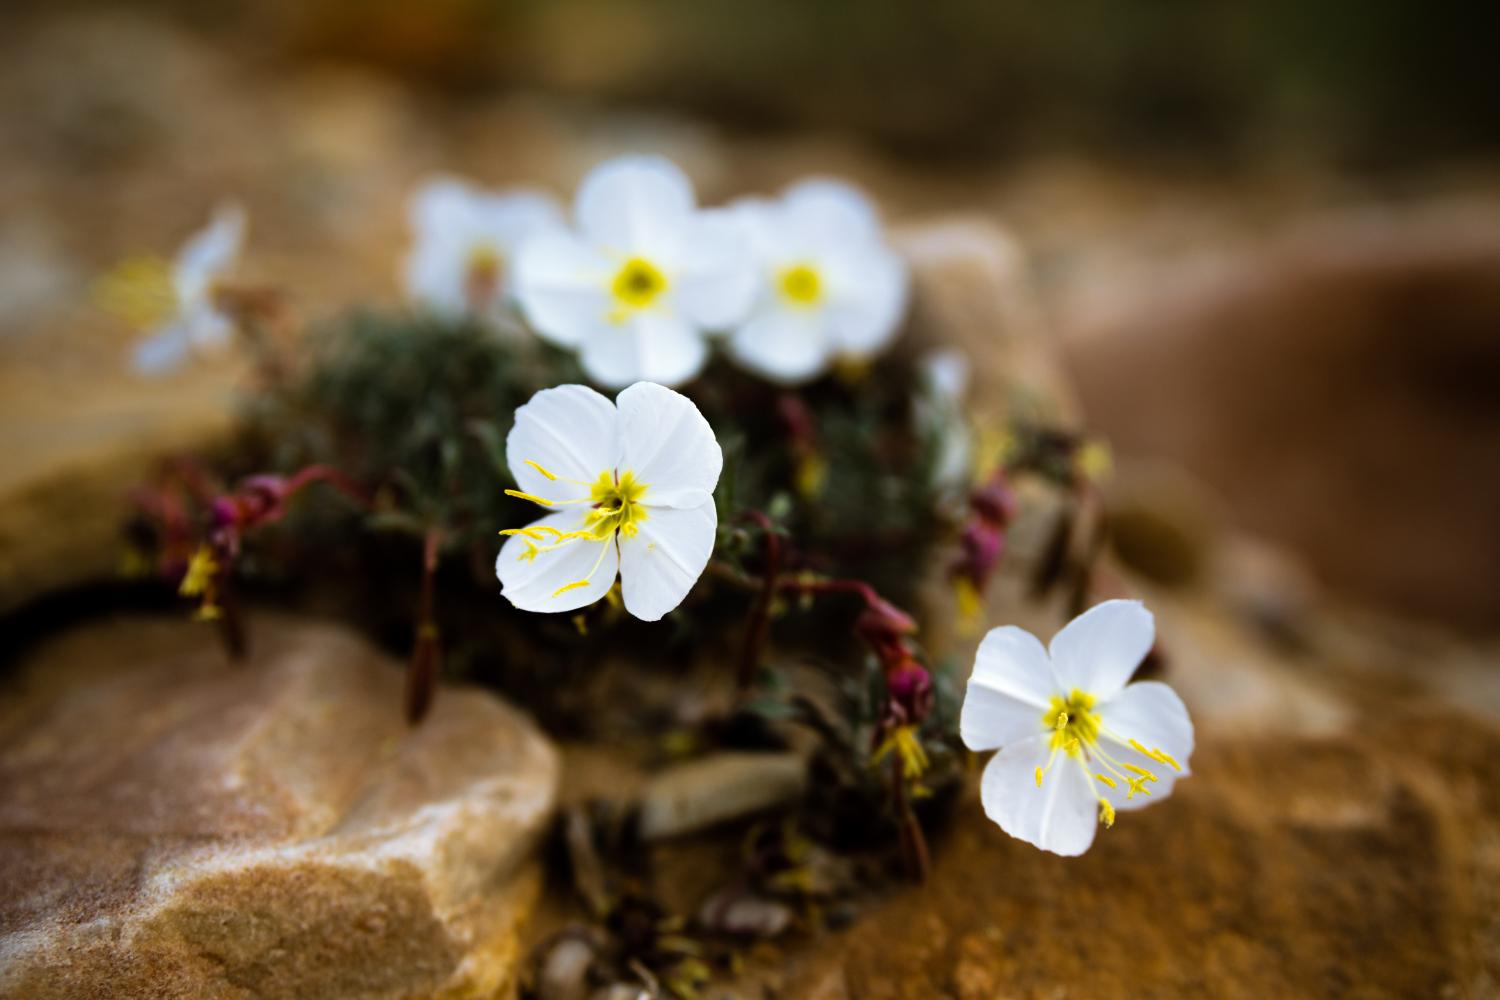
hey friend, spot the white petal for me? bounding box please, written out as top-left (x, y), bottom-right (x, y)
top-left (403, 234), bottom-right (468, 316)
top-left (185, 303), bottom-right (233, 352)
top-left (1094, 682), bottom-right (1193, 814)
top-left (575, 155), bottom-right (694, 256)
top-left (496, 509), bottom-right (619, 614)
top-left (615, 381), bottom-right (723, 504)
top-left (920, 347), bottom-right (970, 403)
top-left (980, 737), bottom-right (1099, 857)
top-left (727, 308), bottom-right (830, 385)
top-left (822, 241), bottom-right (909, 357)
top-left (506, 384), bottom-right (619, 501)
top-left (961, 626), bottom-right (1061, 751)
top-left (1048, 599), bottom-right (1156, 698)
top-left (782, 178), bottom-right (883, 242)
top-left (174, 204), bottom-right (244, 302)
top-left (671, 214), bottom-right (757, 329)
top-left (409, 176), bottom-right (477, 234)
top-left (132, 323), bottom-right (191, 376)
top-left (617, 500), bottom-right (716, 621)
top-left (578, 311), bottom-right (707, 389)
top-left (514, 230), bottom-right (615, 347)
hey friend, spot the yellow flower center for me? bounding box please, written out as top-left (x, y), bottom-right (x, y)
top-left (94, 255), bottom-right (178, 329)
top-left (777, 264), bottom-right (822, 307)
top-left (1032, 687), bottom-right (1185, 831)
top-left (464, 244), bottom-right (503, 307)
top-left (1044, 689), bottom-right (1100, 752)
top-left (584, 469), bottom-right (648, 539)
top-left (611, 256), bottom-right (668, 313)
top-left (501, 462), bottom-right (650, 598)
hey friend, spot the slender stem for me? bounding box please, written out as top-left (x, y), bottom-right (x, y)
top-left (405, 528), bottom-right (443, 724)
top-left (735, 510), bottom-right (781, 692)
top-left (282, 464), bottom-right (371, 510)
top-left (889, 754), bottom-right (930, 882)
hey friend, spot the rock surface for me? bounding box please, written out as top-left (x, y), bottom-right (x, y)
top-left (0, 615), bottom-right (559, 999)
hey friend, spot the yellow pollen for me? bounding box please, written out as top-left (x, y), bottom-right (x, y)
top-left (1054, 711), bottom-right (1070, 731)
top-left (1094, 773), bottom-right (1117, 789)
top-left (524, 460), bottom-right (559, 481)
top-left (1122, 763), bottom-right (1158, 781)
top-left (551, 579), bottom-right (591, 598)
top-left (1129, 738), bottom-right (1182, 772)
top-left (505, 489), bottom-right (555, 506)
top-left (1034, 766), bottom-right (1044, 788)
top-left (777, 264), bottom-right (822, 306)
top-left (611, 257), bottom-right (668, 312)
top-left (1099, 798), bottom-right (1116, 828)
top-left (873, 725), bottom-right (929, 781)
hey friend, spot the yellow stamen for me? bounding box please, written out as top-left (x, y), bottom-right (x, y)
top-left (179, 545), bottom-right (218, 597)
top-left (551, 579), bottom-right (591, 598)
top-left (524, 460), bottom-right (559, 481)
top-left (1094, 773), bottom-right (1117, 789)
top-left (505, 489), bottom-right (555, 506)
top-left (1098, 798), bottom-right (1116, 829)
top-left (1034, 766), bottom-right (1044, 788)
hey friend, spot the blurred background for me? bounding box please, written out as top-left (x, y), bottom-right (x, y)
top-left (2, 0), bottom-right (1498, 634)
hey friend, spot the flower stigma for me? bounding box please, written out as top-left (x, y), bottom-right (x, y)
top-left (777, 264), bottom-right (822, 307)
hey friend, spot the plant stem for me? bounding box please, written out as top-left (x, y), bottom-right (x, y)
top-left (405, 528), bottom-right (443, 724)
top-left (735, 510), bottom-right (781, 692)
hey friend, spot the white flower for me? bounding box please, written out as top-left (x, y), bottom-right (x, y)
top-left (916, 347), bottom-right (973, 493)
top-left (722, 179), bottom-right (908, 384)
top-left (496, 381), bottom-right (722, 621)
top-left (960, 600), bottom-right (1193, 856)
top-left (131, 204), bottom-right (245, 375)
top-left (403, 176), bottom-right (562, 325)
top-left (512, 155), bottom-right (755, 388)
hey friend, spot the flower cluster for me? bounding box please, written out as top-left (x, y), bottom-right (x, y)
top-left (405, 155), bottom-right (909, 388)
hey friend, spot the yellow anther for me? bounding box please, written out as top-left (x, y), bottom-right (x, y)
top-left (1153, 749), bottom-right (1182, 771)
top-left (953, 577), bottom-right (983, 635)
top-left (1098, 798), bottom-right (1116, 829)
top-left (1064, 738), bottom-right (1080, 756)
top-left (179, 545), bottom-right (218, 597)
top-left (1122, 763), bottom-right (1158, 781)
top-left (505, 489), bottom-right (555, 506)
top-left (1054, 711), bottom-right (1070, 731)
top-left (551, 579), bottom-right (591, 598)
top-left (1094, 773), bottom-right (1117, 789)
top-left (523, 460), bottom-right (559, 481)
top-left (1034, 766), bottom-right (1044, 788)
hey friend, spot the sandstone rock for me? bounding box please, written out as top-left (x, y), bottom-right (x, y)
top-left (637, 752), bottom-right (806, 841)
top-left (0, 615), bottom-right (559, 999)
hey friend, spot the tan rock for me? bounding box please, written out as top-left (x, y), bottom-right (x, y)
top-left (0, 615), bottom-right (559, 999)
top-left (637, 752), bottom-right (807, 841)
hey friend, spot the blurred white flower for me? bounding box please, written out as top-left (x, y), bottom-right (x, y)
top-left (121, 204), bottom-right (245, 375)
top-left (496, 381), bottom-right (721, 621)
top-left (722, 179), bottom-right (908, 384)
top-left (916, 347), bottom-right (973, 493)
top-left (513, 155), bottom-right (755, 388)
top-left (403, 176), bottom-right (562, 325)
top-left (960, 600), bottom-right (1193, 856)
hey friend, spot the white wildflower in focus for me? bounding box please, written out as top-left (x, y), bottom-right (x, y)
top-left (512, 155), bottom-right (755, 388)
top-left (125, 204), bottom-right (246, 375)
top-left (496, 381), bottom-right (722, 621)
top-left (916, 347), bottom-right (973, 493)
top-left (722, 179), bottom-right (908, 384)
top-left (403, 176), bottom-right (562, 325)
top-left (960, 600), bottom-right (1193, 856)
